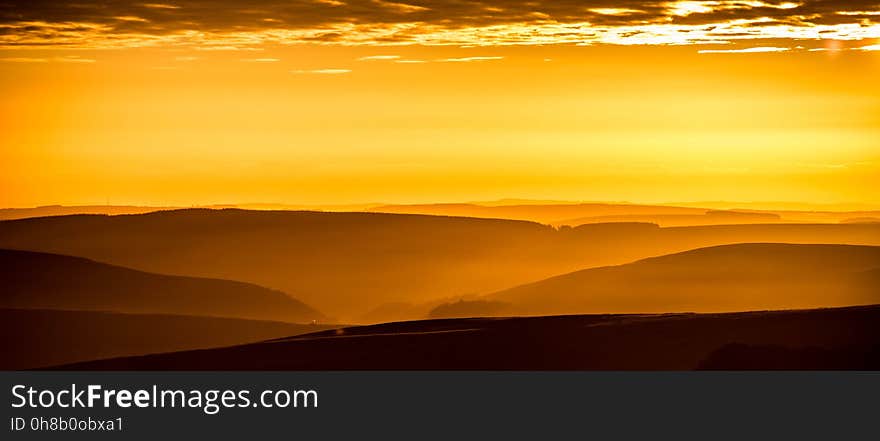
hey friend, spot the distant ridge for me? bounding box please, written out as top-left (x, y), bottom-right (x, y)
top-left (4, 202), bottom-right (877, 225)
top-left (368, 202), bottom-right (705, 223)
top-left (369, 202), bottom-right (880, 225)
top-left (0, 205), bottom-right (175, 221)
top-left (554, 210), bottom-right (782, 227)
top-left (0, 203), bottom-right (382, 221)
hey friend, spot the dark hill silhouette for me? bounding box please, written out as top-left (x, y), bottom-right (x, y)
top-left (697, 343), bottom-right (880, 369)
top-left (0, 249), bottom-right (325, 323)
top-left (433, 244), bottom-right (880, 317)
top-left (0, 210), bottom-right (878, 321)
top-left (0, 308), bottom-right (338, 370)
top-left (55, 305), bottom-right (880, 370)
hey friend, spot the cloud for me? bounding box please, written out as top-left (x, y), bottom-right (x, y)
top-left (0, 56), bottom-right (95, 63)
top-left (142, 3), bottom-right (181, 9)
top-left (436, 56), bottom-right (503, 62)
top-left (0, 0), bottom-right (878, 49)
top-left (371, 0), bottom-right (428, 13)
top-left (241, 57), bottom-right (280, 62)
top-left (113, 15), bottom-right (150, 22)
top-left (836, 10), bottom-right (880, 15)
top-left (0, 57), bottom-right (48, 62)
top-left (856, 44), bottom-right (880, 50)
top-left (194, 46), bottom-right (263, 51)
top-left (358, 54), bottom-right (400, 60)
top-left (698, 46), bottom-right (791, 53)
top-left (589, 8), bottom-right (644, 16)
top-left (290, 68), bottom-right (351, 74)
top-left (796, 162), bottom-right (849, 169)
top-left (56, 56), bottom-right (96, 63)
top-left (668, 1), bottom-right (800, 17)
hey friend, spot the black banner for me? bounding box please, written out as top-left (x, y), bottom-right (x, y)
top-left (2, 372), bottom-right (878, 439)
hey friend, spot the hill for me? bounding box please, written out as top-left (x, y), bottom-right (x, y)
top-left (0, 249), bottom-right (325, 323)
top-left (0, 308), bottom-right (337, 370)
top-left (0, 210), bottom-right (878, 321)
top-left (430, 244), bottom-right (880, 317)
top-left (55, 305), bottom-right (880, 370)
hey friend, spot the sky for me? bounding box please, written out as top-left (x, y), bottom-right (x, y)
top-left (1, 1), bottom-right (879, 208)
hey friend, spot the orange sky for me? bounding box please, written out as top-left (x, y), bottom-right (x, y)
top-left (1, 1), bottom-right (879, 208)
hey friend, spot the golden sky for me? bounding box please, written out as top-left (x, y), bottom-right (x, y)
top-left (1, 1), bottom-right (879, 207)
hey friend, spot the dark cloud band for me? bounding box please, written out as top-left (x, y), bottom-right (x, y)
top-left (0, 1), bottom-right (878, 48)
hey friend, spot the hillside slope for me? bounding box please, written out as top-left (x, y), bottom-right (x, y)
top-left (0, 249), bottom-right (325, 323)
top-left (448, 244), bottom-right (880, 317)
top-left (0, 308), bottom-right (337, 369)
top-left (57, 305), bottom-right (880, 370)
top-left (0, 209), bottom-right (878, 320)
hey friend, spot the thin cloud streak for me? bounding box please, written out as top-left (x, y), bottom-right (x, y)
top-left (698, 46), bottom-right (791, 53)
top-left (0, 57), bottom-right (48, 62)
top-left (290, 68), bottom-right (351, 74)
top-left (142, 3), bottom-right (181, 9)
top-left (436, 56), bottom-right (503, 62)
top-left (358, 55), bottom-right (401, 60)
top-left (0, 56), bottom-right (95, 63)
top-left (56, 56), bottom-right (96, 63)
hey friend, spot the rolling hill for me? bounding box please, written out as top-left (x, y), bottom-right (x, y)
top-left (0, 248), bottom-right (326, 323)
top-left (0, 308), bottom-right (338, 370)
top-left (55, 305), bottom-right (880, 370)
top-left (430, 244), bottom-right (880, 318)
top-left (0, 210), bottom-right (878, 321)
